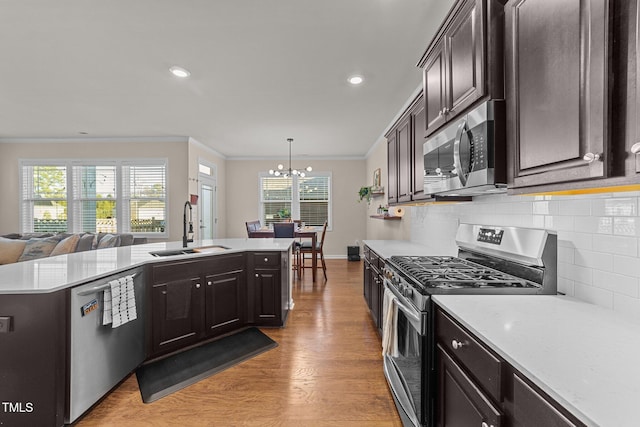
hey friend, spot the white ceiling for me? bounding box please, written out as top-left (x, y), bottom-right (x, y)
top-left (0, 0), bottom-right (455, 159)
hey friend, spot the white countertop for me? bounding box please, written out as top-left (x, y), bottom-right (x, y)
top-left (0, 238), bottom-right (294, 294)
top-left (433, 295), bottom-right (640, 427)
top-left (363, 240), bottom-right (449, 259)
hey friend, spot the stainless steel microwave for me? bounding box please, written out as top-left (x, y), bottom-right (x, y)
top-left (423, 100), bottom-right (507, 196)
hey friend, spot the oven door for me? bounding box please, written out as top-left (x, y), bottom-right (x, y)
top-left (383, 280), bottom-right (430, 427)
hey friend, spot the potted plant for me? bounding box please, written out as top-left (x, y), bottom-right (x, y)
top-left (358, 186), bottom-right (372, 204)
top-left (277, 208), bottom-right (291, 219)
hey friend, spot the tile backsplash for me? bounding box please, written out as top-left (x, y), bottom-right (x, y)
top-left (409, 191), bottom-right (640, 324)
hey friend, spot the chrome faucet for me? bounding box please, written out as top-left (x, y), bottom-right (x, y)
top-left (183, 201), bottom-right (194, 248)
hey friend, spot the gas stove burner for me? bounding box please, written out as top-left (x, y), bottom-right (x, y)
top-left (388, 255), bottom-right (535, 289)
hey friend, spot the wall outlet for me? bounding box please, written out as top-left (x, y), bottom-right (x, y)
top-left (0, 316), bottom-right (12, 333)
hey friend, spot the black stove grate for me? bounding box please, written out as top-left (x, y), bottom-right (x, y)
top-left (389, 255), bottom-right (534, 289)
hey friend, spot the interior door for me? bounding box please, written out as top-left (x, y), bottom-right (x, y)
top-left (199, 177), bottom-right (216, 239)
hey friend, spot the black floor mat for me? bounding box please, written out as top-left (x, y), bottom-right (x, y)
top-left (136, 327), bottom-right (277, 403)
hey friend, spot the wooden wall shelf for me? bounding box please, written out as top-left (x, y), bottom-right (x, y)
top-left (369, 215), bottom-right (402, 220)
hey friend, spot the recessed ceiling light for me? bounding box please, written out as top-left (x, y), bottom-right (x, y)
top-left (169, 66), bottom-right (191, 78)
top-left (348, 75), bottom-right (364, 85)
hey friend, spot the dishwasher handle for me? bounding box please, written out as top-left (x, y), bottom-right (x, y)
top-left (76, 273), bottom-right (138, 296)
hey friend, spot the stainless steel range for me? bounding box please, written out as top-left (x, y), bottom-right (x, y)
top-left (381, 224), bottom-right (557, 427)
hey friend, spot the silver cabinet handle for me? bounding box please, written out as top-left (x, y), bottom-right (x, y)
top-left (255, 274), bottom-right (259, 278)
top-left (451, 339), bottom-right (465, 350)
top-left (264, 257), bottom-right (269, 262)
top-left (207, 281), bottom-right (212, 286)
top-left (195, 283), bottom-right (201, 289)
top-left (583, 152), bottom-right (601, 163)
top-left (631, 142), bottom-right (640, 154)
top-left (482, 422), bottom-right (495, 427)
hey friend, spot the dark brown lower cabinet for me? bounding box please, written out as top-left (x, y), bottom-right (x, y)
top-left (151, 277), bottom-right (203, 355)
top-left (437, 344), bottom-right (503, 427)
top-left (204, 270), bottom-right (245, 336)
top-left (362, 245), bottom-right (384, 335)
top-left (253, 269), bottom-right (280, 324)
top-left (435, 306), bottom-right (586, 427)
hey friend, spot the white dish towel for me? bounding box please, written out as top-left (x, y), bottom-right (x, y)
top-left (381, 287), bottom-right (399, 357)
top-left (102, 274), bottom-right (137, 328)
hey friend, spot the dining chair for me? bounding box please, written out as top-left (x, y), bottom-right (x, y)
top-left (245, 220), bottom-right (261, 237)
top-left (299, 221), bottom-right (328, 280)
top-left (273, 222), bottom-right (301, 277)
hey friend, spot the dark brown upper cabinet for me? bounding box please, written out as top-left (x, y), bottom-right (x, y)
top-left (418, 0), bottom-right (505, 137)
top-left (386, 94), bottom-right (430, 205)
top-left (505, 0), bottom-right (611, 190)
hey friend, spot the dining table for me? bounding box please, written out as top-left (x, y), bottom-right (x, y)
top-left (249, 227), bottom-right (318, 282)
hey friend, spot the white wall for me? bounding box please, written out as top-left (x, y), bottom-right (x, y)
top-left (407, 191), bottom-right (640, 323)
top-left (226, 158), bottom-right (367, 257)
top-left (364, 135), bottom-right (412, 241)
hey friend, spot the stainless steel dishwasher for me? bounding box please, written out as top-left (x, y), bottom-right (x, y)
top-left (67, 267), bottom-right (146, 424)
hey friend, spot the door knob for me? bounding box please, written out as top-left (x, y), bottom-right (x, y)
top-left (452, 339), bottom-right (465, 350)
top-left (195, 283), bottom-right (201, 289)
top-left (583, 152), bottom-right (601, 163)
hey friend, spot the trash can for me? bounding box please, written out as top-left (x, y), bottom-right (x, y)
top-left (347, 246), bottom-right (360, 261)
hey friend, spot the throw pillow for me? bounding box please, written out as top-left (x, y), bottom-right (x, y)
top-left (17, 236), bottom-right (61, 262)
top-left (76, 233), bottom-right (95, 252)
top-left (0, 237), bottom-right (28, 264)
top-left (97, 234), bottom-right (120, 249)
top-left (50, 234), bottom-right (81, 256)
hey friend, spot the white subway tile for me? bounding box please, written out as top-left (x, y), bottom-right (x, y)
top-left (592, 234), bottom-right (638, 257)
top-left (564, 263), bottom-right (593, 285)
top-left (557, 231), bottom-right (593, 250)
top-left (574, 216), bottom-right (612, 234)
top-left (613, 255), bottom-right (640, 278)
top-left (574, 249), bottom-right (613, 272)
top-left (558, 199), bottom-right (591, 216)
top-left (614, 217), bottom-right (640, 236)
top-left (597, 198), bottom-right (638, 216)
top-left (545, 215), bottom-right (574, 231)
top-left (531, 215), bottom-right (545, 228)
top-left (592, 270), bottom-right (639, 298)
top-left (574, 283), bottom-right (614, 309)
top-left (558, 247), bottom-right (574, 264)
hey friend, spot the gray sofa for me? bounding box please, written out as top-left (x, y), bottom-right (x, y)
top-left (0, 232), bottom-right (148, 265)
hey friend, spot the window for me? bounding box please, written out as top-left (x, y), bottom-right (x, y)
top-left (259, 173), bottom-right (331, 228)
top-left (20, 159), bottom-right (167, 236)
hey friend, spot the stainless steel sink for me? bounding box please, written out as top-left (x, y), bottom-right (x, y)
top-left (149, 245), bottom-right (230, 257)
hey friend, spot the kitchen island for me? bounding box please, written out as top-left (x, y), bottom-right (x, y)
top-left (0, 238), bottom-right (293, 427)
top-left (434, 294), bottom-right (640, 427)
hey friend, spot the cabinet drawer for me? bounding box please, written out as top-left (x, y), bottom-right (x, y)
top-left (203, 253), bottom-right (245, 273)
top-left (436, 309), bottom-right (504, 402)
top-left (152, 260), bottom-right (200, 284)
top-left (253, 252), bottom-right (280, 267)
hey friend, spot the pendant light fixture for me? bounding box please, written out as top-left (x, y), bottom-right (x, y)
top-left (269, 138), bottom-right (312, 177)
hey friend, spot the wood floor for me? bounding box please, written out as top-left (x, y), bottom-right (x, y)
top-left (76, 259), bottom-right (402, 427)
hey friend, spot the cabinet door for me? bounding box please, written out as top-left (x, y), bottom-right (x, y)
top-left (512, 374), bottom-right (579, 427)
top-left (411, 97), bottom-right (428, 200)
top-left (363, 259), bottom-right (373, 309)
top-left (397, 115), bottom-right (412, 203)
top-left (506, 0), bottom-right (609, 188)
top-left (151, 277), bottom-right (203, 355)
top-left (447, 0), bottom-right (484, 117)
top-left (253, 269), bottom-right (281, 325)
top-left (387, 132), bottom-right (398, 204)
top-left (437, 345), bottom-right (503, 427)
top-left (424, 37), bottom-right (448, 135)
top-left (204, 270), bottom-right (245, 337)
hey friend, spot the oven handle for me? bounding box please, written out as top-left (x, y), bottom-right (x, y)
top-left (384, 280), bottom-right (423, 332)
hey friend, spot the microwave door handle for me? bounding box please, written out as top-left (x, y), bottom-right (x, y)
top-left (453, 119), bottom-right (468, 186)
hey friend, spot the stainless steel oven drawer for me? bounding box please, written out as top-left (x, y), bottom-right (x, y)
top-left (436, 308), bottom-right (504, 403)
